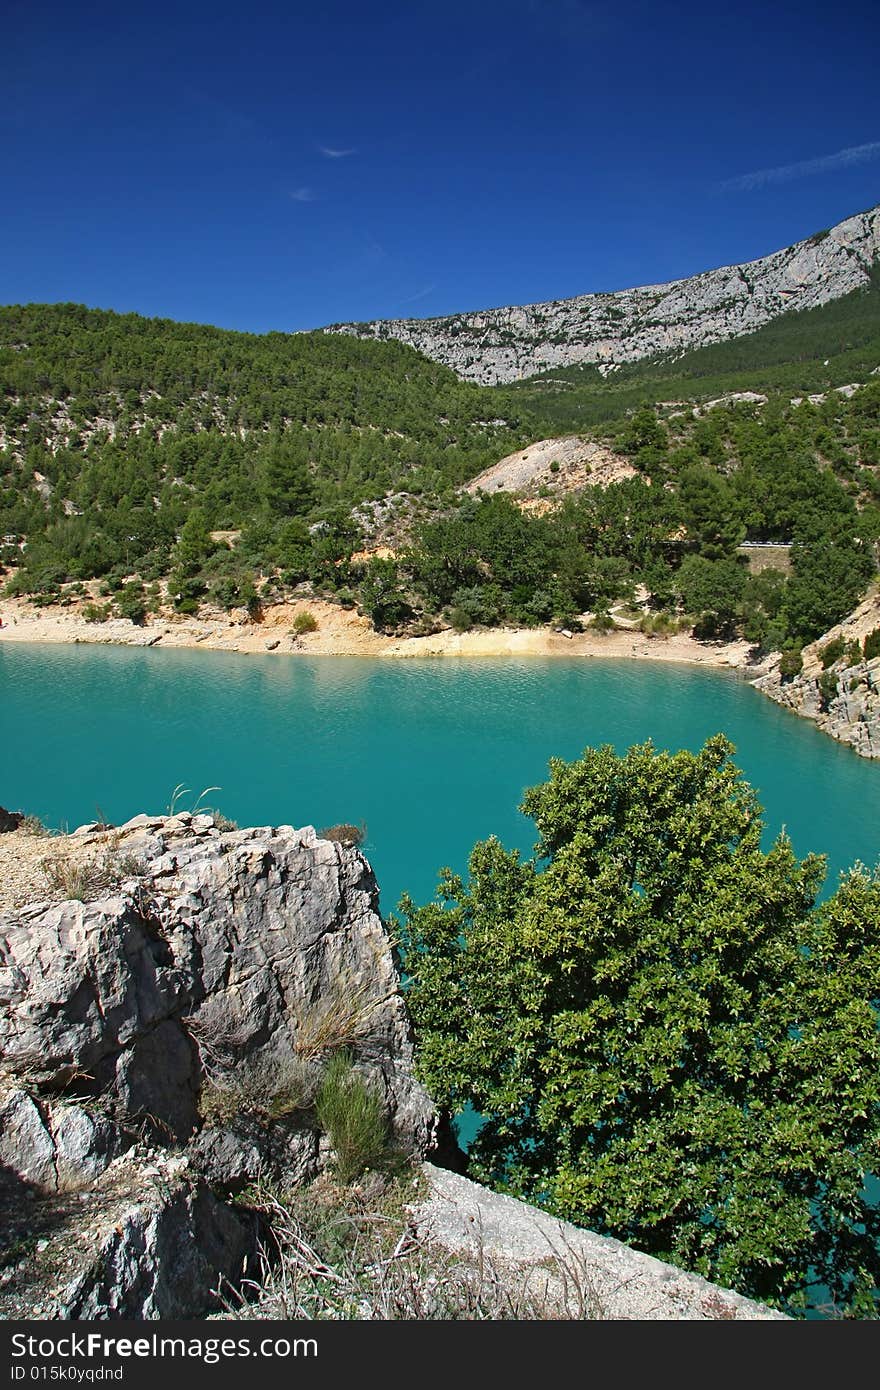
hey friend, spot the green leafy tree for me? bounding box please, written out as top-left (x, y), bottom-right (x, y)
top-left (675, 554), bottom-right (747, 639)
top-left (620, 407), bottom-right (667, 473)
top-left (399, 736), bottom-right (880, 1315)
top-left (784, 539), bottom-right (875, 643)
top-left (170, 508), bottom-right (214, 577)
top-left (114, 580), bottom-right (147, 625)
top-left (358, 556), bottom-right (412, 632)
top-left (167, 508), bottom-right (214, 612)
top-left (678, 464), bottom-right (745, 557)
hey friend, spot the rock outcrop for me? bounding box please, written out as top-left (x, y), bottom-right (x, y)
top-left (752, 592), bottom-right (880, 758)
top-left (0, 1150), bottom-right (256, 1320)
top-left (463, 436), bottom-right (638, 498)
top-left (327, 204), bottom-right (880, 384)
top-left (411, 1165), bottom-right (787, 1320)
top-left (755, 659), bottom-right (880, 759)
top-left (0, 814), bottom-right (436, 1318)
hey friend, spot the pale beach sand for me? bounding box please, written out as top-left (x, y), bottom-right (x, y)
top-left (0, 594), bottom-right (763, 671)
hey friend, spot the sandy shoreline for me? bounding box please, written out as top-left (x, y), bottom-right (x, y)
top-left (0, 594), bottom-right (766, 673)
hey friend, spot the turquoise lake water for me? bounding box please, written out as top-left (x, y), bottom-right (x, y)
top-left (2, 642), bottom-right (879, 913)
top-left (3, 641), bottom-right (879, 1312)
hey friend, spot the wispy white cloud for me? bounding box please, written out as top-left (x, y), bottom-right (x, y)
top-left (290, 186), bottom-right (317, 202)
top-left (401, 284), bottom-right (437, 305)
top-left (319, 145), bottom-right (356, 159)
top-left (720, 140), bottom-right (880, 192)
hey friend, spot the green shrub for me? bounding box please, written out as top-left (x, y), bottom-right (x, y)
top-left (819, 636), bottom-right (846, 669)
top-left (209, 576), bottom-right (242, 610)
top-left (315, 1051), bottom-right (389, 1183)
top-left (319, 823), bottom-right (365, 847)
top-left (863, 627), bottom-right (880, 662)
top-left (639, 611), bottom-right (674, 638)
top-left (590, 609), bottom-right (615, 633)
top-left (244, 584), bottom-right (263, 620)
top-left (82, 602), bottom-right (110, 623)
top-left (779, 647), bottom-right (804, 681)
top-left (818, 670), bottom-right (839, 711)
top-left (114, 582), bottom-right (147, 625)
top-left (292, 610), bottom-right (318, 635)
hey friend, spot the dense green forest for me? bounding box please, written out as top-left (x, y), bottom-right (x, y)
top-left (1, 297), bottom-right (878, 653)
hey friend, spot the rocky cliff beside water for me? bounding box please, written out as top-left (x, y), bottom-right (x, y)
top-left (327, 205), bottom-right (880, 384)
top-left (0, 813), bottom-right (435, 1317)
top-left (0, 813), bottom-right (784, 1320)
top-left (752, 592), bottom-right (880, 759)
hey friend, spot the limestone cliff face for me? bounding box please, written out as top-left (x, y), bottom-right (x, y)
top-left (0, 814), bottom-right (436, 1317)
top-left (326, 205), bottom-right (879, 384)
top-left (754, 659), bottom-right (880, 759)
top-left (751, 592), bottom-right (880, 759)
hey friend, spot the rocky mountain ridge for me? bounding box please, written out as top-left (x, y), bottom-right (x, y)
top-left (326, 205), bottom-right (880, 385)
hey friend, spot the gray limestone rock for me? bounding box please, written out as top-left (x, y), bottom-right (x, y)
top-left (327, 205), bottom-right (880, 385)
top-left (0, 816), bottom-right (435, 1319)
top-left (0, 1090), bottom-right (58, 1189)
top-left (59, 1173), bottom-right (255, 1319)
top-left (0, 818), bottom-right (436, 1172)
top-left (411, 1164), bottom-right (788, 1320)
top-left (188, 1114), bottom-right (320, 1190)
top-left (0, 1151), bottom-right (256, 1320)
top-left (0, 1087), bottom-right (120, 1191)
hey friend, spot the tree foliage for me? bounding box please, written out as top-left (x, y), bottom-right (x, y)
top-left (399, 736), bottom-right (880, 1315)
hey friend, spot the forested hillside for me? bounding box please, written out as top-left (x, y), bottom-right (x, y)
top-left (0, 303), bottom-right (527, 615)
top-left (1, 300), bottom-right (878, 657)
top-left (513, 264), bottom-right (880, 429)
top-left (368, 385), bottom-right (880, 652)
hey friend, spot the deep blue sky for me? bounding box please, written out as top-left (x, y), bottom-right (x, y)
top-left (3, 0), bottom-right (878, 333)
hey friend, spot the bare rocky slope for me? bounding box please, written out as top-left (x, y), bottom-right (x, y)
top-left (326, 204), bottom-right (880, 384)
